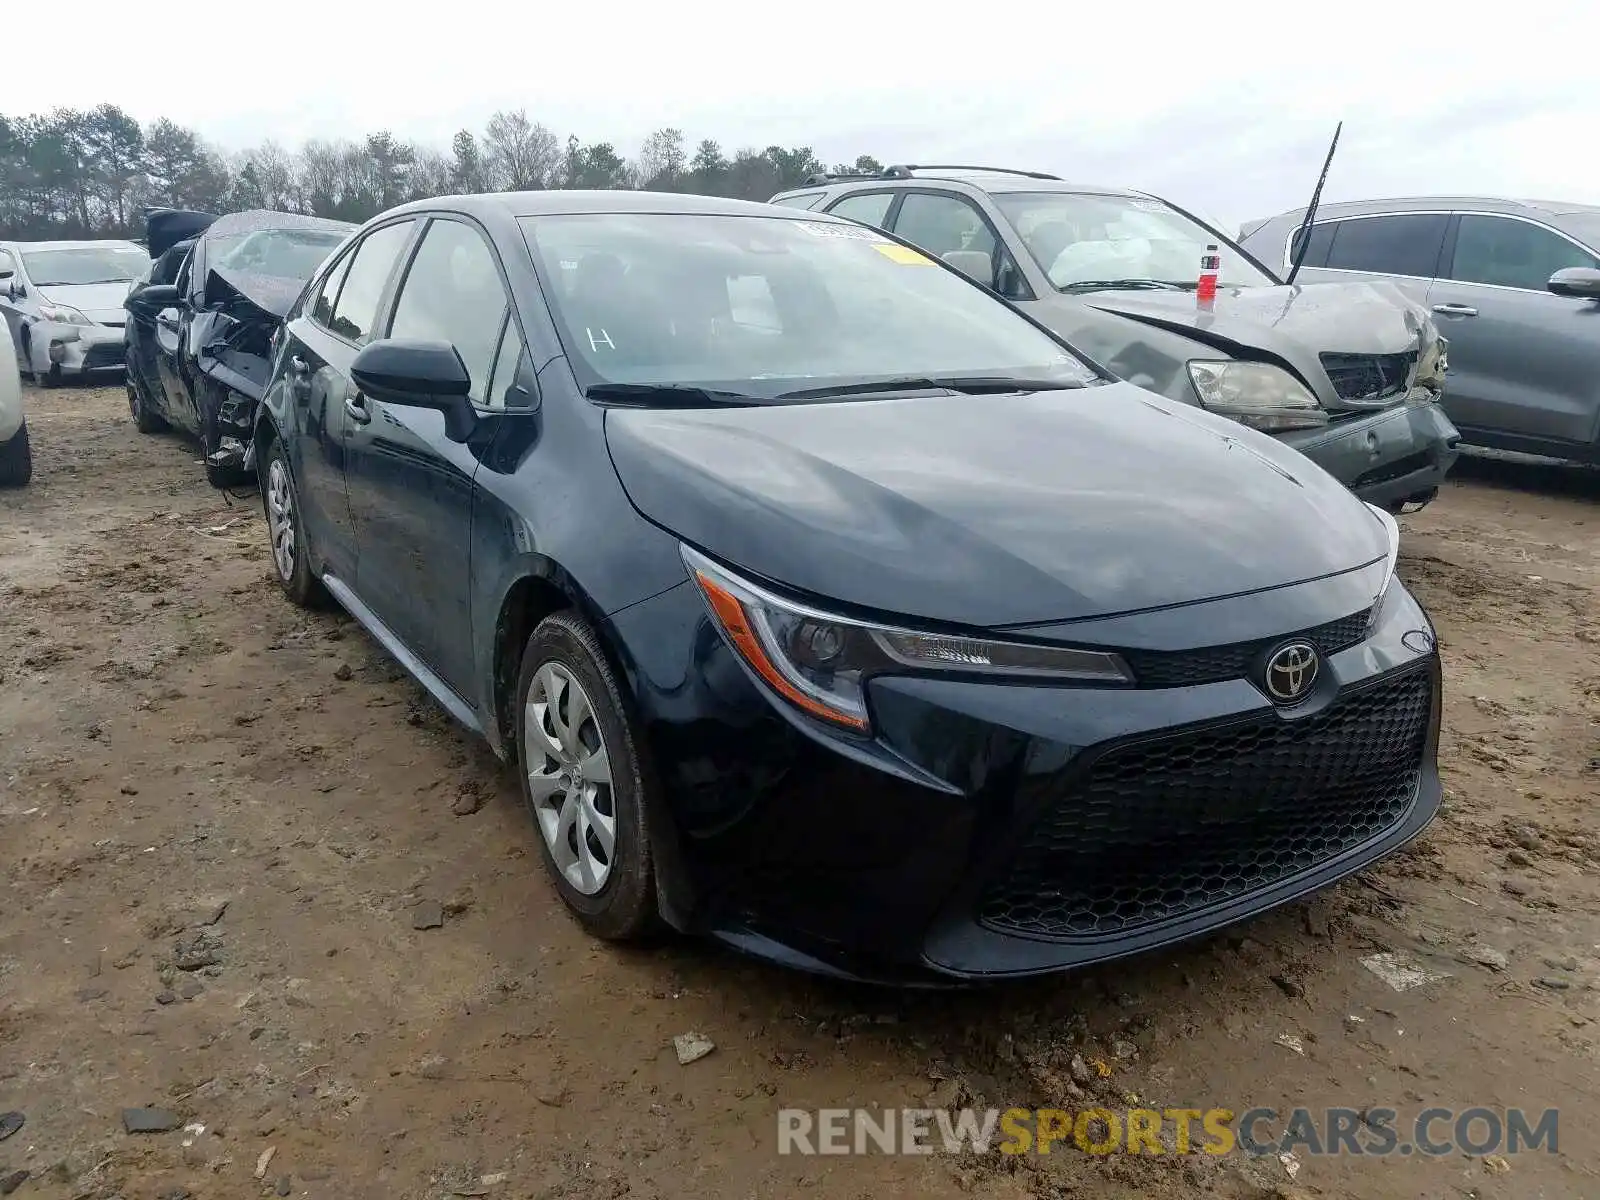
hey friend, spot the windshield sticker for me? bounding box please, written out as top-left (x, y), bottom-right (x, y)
top-left (871, 243), bottom-right (934, 265)
top-left (1129, 199), bottom-right (1167, 212)
top-left (795, 221), bottom-right (884, 242)
top-left (586, 327), bottom-right (615, 352)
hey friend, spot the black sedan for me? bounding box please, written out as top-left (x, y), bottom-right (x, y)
top-left (125, 209), bottom-right (353, 487)
top-left (254, 190), bottom-right (1442, 983)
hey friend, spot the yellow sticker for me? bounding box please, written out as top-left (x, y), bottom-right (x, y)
top-left (872, 243), bottom-right (934, 265)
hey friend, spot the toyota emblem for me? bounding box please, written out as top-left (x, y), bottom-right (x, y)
top-left (1263, 640), bottom-right (1320, 704)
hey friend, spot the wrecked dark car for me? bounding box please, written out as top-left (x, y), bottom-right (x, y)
top-left (771, 168), bottom-right (1462, 513)
top-left (124, 209), bottom-right (354, 487)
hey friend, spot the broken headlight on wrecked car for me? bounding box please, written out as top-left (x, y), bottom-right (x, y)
top-left (1187, 361), bottom-right (1328, 433)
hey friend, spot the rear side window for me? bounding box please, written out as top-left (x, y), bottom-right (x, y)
top-left (827, 192), bottom-right (895, 229)
top-left (1447, 215), bottom-right (1600, 291)
top-left (1286, 222), bottom-right (1336, 270)
top-left (325, 220), bottom-right (414, 344)
top-left (1323, 214), bottom-right (1448, 278)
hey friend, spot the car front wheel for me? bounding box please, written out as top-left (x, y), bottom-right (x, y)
top-left (516, 612), bottom-right (661, 941)
top-left (129, 381), bottom-right (167, 434)
top-left (0, 422), bottom-right (32, 488)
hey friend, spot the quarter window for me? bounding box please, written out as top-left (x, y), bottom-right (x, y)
top-left (388, 219), bottom-right (509, 404)
top-left (827, 192), bottom-right (895, 229)
top-left (1286, 222), bottom-right (1336, 270)
top-left (327, 220), bottom-right (414, 344)
top-left (772, 192), bottom-right (827, 210)
top-left (1322, 214), bottom-right (1449, 278)
top-left (311, 253), bottom-right (352, 328)
top-left (1448, 215), bottom-right (1600, 291)
top-left (484, 319), bottom-right (528, 409)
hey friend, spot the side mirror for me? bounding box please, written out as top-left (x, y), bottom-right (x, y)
top-left (350, 338), bottom-right (477, 443)
top-left (127, 283), bottom-right (181, 314)
top-left (1547, 267), bottom-right (1600, 300)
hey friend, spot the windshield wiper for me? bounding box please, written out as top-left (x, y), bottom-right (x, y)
top-left (776, 376), bottom-right (1085, 400)
top-left (1059, 279), bottom-right (1192, 294)
top-left (76, 277), bottom-right (136, 284)
top-left (585, 382), bottom-right (769, 408)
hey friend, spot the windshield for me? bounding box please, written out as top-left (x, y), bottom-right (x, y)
top-left (210, 229), bottom-right (348, 280)
top-left (518, 212), bottom-right (1099, 399)
top-left (992, 192), bottom-right (1277, 293)
top-left (22, 244), bottom-right (147, 286)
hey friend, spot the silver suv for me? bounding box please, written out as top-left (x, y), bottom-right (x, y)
top-left (1239, 197), bottom-right (1600, 465)
top-left (773, 166), bottom-right (1460, 512)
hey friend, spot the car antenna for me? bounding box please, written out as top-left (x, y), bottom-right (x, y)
top-left (1284, 121), bottom-right (1342, 287)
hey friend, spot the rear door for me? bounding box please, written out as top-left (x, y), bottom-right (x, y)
top-left (1425, 213), bottom-right (1600, 449)
top-left (277, 218), bottom-right (418, 586)
top-left (343, 214), bottom-right (513, 699)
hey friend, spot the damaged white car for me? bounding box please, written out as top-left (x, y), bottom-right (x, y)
top-left (0, 239), bottom-right (145, 387)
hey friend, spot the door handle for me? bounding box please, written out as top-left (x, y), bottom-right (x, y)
top-left (1432, 303), bottom-right (1478, 317)
top-left (289, 355), bottom-right (310, 377)
top-left (344, 394), bottom-right (371, 425)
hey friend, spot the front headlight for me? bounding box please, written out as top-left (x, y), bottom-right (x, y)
top-left (1364, 502), bottom-right (1402, 631)
top-left (39, 302), bottom-right (92, 327)
top-left (1188, 361), bottom-right (1328, 432)
top-left (682, 546), bottom-right (1132, 733)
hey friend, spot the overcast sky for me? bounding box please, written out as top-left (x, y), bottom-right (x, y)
top-left (7, 0), bottom-right (1596, 229)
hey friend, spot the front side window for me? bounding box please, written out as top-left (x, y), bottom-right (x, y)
top-left (388, 219), bottom-right (509, 404)
top-left (771, 192), bottom-right (827, 210)
top-left (1448, 215), bottom-right (1600, 291)
top-left (19, 244), bottom-right (147, 286)
top-left (993, 191), bottom-right (1277, 292)
top-left (1321, 214), bottom-right (1449, 278)
top-left (520, 212), bottom-right (1097, 399)
top-left (326, 220), bottom-right (414, 344)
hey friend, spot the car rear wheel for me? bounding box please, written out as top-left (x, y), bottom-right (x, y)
top-left (516, 612), bottom-right (661, 941)
top-left (0, 422), bottom-right (32, 488)
top-left (128, 381), bottom-right (167, 434)
top-left (263, 441), bottom-right (328, 608)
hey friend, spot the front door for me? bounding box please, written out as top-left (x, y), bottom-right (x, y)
top-left (344, 215), bottom-right (512, 700)
top-left (1427, 213), bottom-right (1600, 450)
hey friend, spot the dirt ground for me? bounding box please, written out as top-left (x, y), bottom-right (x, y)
top-left (1, 384), bottom-right (1597, 1200)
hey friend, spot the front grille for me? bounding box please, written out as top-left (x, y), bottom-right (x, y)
top-left (978, 666), bottom-right (1432, 941)
top-left (1321, 351), bottom-right (1416, 405)
top-left (81, 342), bottom-right (125, 369)
top-left (1121, 608), bottom-right (1370, 689)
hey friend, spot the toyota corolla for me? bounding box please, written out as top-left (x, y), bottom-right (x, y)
top-left (254, 190), bottom-right (1442, 982)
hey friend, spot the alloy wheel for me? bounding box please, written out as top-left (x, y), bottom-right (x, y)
top-left (265, 458), bottom-right (297, 583)
top-left (523, 662), bottom-right (616, 895)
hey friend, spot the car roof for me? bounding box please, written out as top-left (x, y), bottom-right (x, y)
top-left (1256, 195), bottom-right (1600, 223)
top-left (1, 238), bottom-right (143, 251)
top-left (380, 189), bottom-right (835, 221)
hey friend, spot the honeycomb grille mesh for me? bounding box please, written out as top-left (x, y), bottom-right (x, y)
top-left (978, 667), bottom-right (1432, 941)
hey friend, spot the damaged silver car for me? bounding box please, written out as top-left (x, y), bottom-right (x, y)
top-left (0, 238), bottom-right (146, 386)
top-left (772, 167), bottom-right (1460, 512)
top-left (124, 209), bottom-right (354, 487)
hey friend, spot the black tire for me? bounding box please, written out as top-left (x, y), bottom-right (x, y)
top-left (515, 612), bottom-right (661, 941)
top-left (0, 422), bottom-right (31, 488)
top-left (129, 380), bottom-right (168, 434)
top-left (261, 438), bottom-right (329, 609)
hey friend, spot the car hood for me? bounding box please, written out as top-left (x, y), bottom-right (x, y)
top-left (1047, 281), bottom-right (1443, 410)
top-left (37, 281), bottom-right (135, 321)
top-left (604, 381), bottom-right (1389, 629)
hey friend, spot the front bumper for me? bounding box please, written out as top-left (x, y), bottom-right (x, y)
top-left (26, 321), bottom-right (125, 376)
top-left (611, 573), bottom-right (1443, 984)
top-left (1281, 400), bottom-right (1460, 511)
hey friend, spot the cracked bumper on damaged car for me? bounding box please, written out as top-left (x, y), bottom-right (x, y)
top-left (27, 322), bottom-right (125, 377)
top-left (1282, 399), bottom-right (1460, 511)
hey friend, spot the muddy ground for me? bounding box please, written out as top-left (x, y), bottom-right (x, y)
top-left (1, 383), bottom-right (1597, 1200)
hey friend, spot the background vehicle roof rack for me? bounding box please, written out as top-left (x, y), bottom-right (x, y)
top-left (884, 164), bottom-right (1063, 180)
top-left (799, 164), bottom-right (1063, 187)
